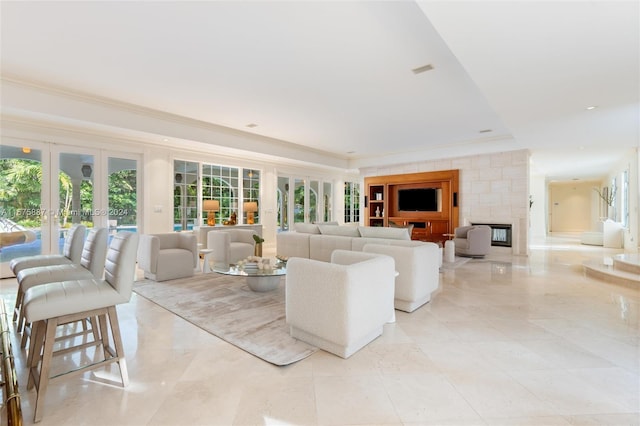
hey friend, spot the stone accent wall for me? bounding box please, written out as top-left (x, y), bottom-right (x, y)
top-left (361, 149), bottom-right (530, 256)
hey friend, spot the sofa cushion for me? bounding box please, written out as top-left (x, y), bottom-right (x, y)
top-left (358, 226), bottom-right (410, 240)
top-left (309, 234), bottom-right (353, 262)
top-left (295, 223), bottom-right (321, 234)
top-left (276, 232), bottom-right (312, 258)
top-left (318, 224), bottom-right (360, 237)
top-left (351, 237), bottom-right (392, 252)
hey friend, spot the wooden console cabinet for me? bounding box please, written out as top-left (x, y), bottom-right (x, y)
top-left (364, 170), bottom-right (459, 245)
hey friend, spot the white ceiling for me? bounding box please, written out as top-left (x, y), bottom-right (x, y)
top-left (1, 1), bottom-right (638, 180)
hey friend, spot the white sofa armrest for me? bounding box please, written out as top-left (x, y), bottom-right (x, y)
top-left (363, 242), bottom-right (439, 312)
top-left (176, 232), bottom-right (199, 268)
top-left (137, 234), bottom-right (159, 273)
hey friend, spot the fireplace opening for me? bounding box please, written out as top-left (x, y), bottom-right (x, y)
top-left (472, 223), bottom-right (512, 247)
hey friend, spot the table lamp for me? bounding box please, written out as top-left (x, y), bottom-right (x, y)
top-left (243, 201), bottom-right (258, 224)
top-left (203, 200), bottom-right (220, 226)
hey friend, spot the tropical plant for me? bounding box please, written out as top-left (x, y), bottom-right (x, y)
top-left (594, 186), bottom-right (615, 207)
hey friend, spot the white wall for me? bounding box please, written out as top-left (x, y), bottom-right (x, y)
top-left (548, 181), bottom-right (597, 232)
top-left (529, 173), bottom-right (547, 239)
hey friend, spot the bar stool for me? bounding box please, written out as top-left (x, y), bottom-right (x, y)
top-left (10, 224), bottom-right (86, 276)
top-left (23, 231), bottom-right (139, 422)
top-left (15, 228), bottom-right (108, 348)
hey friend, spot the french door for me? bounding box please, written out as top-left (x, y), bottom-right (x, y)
top-left (1, 141), bottom-right (139, 277)
top-left (276, 175), bottom-right (333, 231)
top-left (48, 146), bottom-right (99, 255)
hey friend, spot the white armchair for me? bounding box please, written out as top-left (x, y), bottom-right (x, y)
top-left (137, 232), bottom-right (198, 281)
top-left (207, 229), bottom-right (256, 265)
top-left (363, 242), bottom-right (440, 312)
top-left (286, 250), bottom-right (395, 358)
top-left (453, 225), bottom-right (491, 257)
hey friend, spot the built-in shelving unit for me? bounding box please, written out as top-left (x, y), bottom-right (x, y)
top-left (367, 184), bottom-right (386, 227)
top-left (364, 170), bottom-right (459, 244)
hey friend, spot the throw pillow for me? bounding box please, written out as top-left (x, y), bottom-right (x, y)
top-left (295, 223), bottom-right (321, 234)
top-left (318, 225), bottom-right (361, 237)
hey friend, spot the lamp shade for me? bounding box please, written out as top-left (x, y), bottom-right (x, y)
top-left (243, 201), bottom-right (258, 212)
top-left (203, 200), bottom-right (220, 211)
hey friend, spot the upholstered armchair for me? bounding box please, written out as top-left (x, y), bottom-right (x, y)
top-left (453, 225), bottom-right (491, 257)
top-left (137, 232), bottom-right (198, 281)
top-left (363, 241), bottom-right (440, 312)
top-left (286, 250), bottom-right (395, 358)
top-left (207, 229), bottom-right (256, 265)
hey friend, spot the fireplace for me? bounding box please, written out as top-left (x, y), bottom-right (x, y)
top-left (472, 223), bottom-right (512, 247)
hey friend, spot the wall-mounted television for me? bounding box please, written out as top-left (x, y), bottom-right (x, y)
top-left (397, 188), bottom-right (442, 212)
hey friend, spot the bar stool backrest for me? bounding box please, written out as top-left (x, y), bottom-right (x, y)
top-left (105, 232), bottom-right (140, 300)
top-left (62, 224), bottom-right (87, 264)
top-left (80, 227), bottom-right (109, 278)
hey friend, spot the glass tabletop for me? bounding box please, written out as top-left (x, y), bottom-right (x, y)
top-left (212, 261), bottom-right (286, 277)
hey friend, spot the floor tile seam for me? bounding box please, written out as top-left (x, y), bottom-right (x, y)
top-left (502, 368), bottom-right (636, 414)
top-left (515, 337), bottom-right (619, 369)
top-left (564, 366), bottom-right (640, 392)
top-left (439, 368), bottom-right (555, 421)
top-left (312, 372), bottom-right (400, 426)
top-left (377, 370), bottom-right (467, 424)
top-left (557, 332), bottom-right (639, 362)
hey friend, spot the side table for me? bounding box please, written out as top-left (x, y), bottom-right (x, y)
top-left (443, 233), bottom-right (456, 263)
top-left (199, 249), bottom-right (214, 273)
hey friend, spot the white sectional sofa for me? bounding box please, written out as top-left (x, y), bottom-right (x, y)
top-left (277, 223), bottom-right (441, 312)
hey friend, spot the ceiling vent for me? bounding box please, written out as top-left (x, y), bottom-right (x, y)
top-left (412, 64), bottom-right (434, 74)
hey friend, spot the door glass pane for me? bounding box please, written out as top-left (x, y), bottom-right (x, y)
top-left (294, 178), bottom-right (305, 223)
top-left (202, 164), bottom-right (239, 225)
top-left (0, 145), bottom-right (43, 277)
top-left (344, 181), bottom-right (360, 223)
top-left (174, 160), bottom-right (198, 231)
top-left (277, 176), bottom-right (289, 231)
top-left (59, 152), bottom-right (94, 245)
top-left (108, 157), bottom-right (137, 234)
top-left (309, 180), bottom-right (319, 223)
top-left (323, 182), bottom-right (332, 222)
top-left (243, 168), bottom-right (260, 224)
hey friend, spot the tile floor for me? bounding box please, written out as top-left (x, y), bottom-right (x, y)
top-left (1, 234), bottom-right (638, 425)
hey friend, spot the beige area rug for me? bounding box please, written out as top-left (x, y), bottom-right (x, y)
top-left (133, 273), bottom-right (318, 366)
top-left (439, 256), bottom-right (472, 271)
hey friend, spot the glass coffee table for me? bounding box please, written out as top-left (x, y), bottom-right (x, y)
top-left (211, 261), bottom-right (286, 292)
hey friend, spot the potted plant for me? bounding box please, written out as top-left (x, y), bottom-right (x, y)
top-left (253, 234), bottom-right (265, 257)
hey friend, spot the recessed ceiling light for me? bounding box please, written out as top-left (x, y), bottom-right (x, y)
top-left (586, 106), bottom-right (597, 110)
top-left (246, 123), bottom-right (258, 128)
top-left (479, 129), bottom-right (492, 133)
top-left (162, 138), bottom-right (169, 142)
top-left (412, 64), bottom-right (434, 74)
